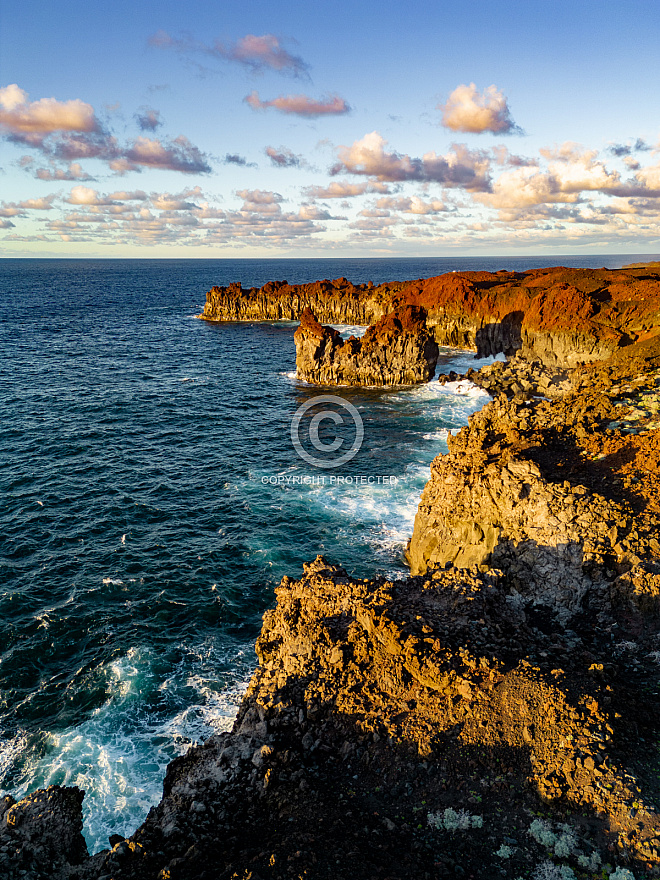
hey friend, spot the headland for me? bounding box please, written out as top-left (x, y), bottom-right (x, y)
top-left (5, 265), bottom-right (660, 880)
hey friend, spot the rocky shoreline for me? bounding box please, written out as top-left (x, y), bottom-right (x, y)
top-left (5, 267), bottom-right (660, 879)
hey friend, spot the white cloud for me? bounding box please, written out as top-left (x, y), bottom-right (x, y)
top-left (439, 83), bottom-right (520, 134)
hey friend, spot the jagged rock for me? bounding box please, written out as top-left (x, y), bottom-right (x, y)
top-left (294, 304), bottom-right (439, 385)
top-left (408, 336), bottom-right (660, 625)
top-left (0, 786), bottom-right (87, 873)
top-left (202, 266), bottom-right (660, 368)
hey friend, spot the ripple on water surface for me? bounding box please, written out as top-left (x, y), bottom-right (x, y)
top-left (2, 255), bottom-right (572, 851)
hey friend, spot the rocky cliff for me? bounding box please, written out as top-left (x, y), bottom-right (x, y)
top-left (14, 547), bottom-right (660, 878)
top-left (294, 304), bottom-right (439, 385)
top-left (8, 269), bottom-right (660, 879)
top-left (408, 336), bottom-right (660, 625)
top-left (202, 266), bottom-right (660, 368)
top-left (202, 277), bottom-right (391, 325)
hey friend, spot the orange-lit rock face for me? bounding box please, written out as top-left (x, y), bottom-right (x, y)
top-left (203, 266), bottom-right (660, 367)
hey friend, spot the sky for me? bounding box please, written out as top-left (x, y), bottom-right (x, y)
top-left (2, 0), bottom-right (660, 257)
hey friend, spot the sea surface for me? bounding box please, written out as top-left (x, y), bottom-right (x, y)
top-left (0, 254), bottom-right (650, 852)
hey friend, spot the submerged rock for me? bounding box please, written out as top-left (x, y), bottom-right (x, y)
top-left (294, 304), bottom-right (439, 385)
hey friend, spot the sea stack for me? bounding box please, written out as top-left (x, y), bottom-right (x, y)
top-left (294, 304), bottom-right (439, 386)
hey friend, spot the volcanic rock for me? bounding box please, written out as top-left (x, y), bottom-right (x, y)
top-left (294, 304), bottom-right (439, 385)
top-left (202, 265), bottom-right (660, 368)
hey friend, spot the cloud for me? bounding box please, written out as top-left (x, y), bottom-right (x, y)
top-left (491, 146), bottom-right (538, 167)
top-left (474, 143), bottom-right (625, 213)
top-left (135, 108), bottom-right (162, 131)
top-left (148, 30), bottom-right (310, 78)
top-left (376, 196), bottom-right (448, 214)
top-left (224, 153), bottom-right (257, 167)
top-left (34, 161), bottom-right (92, 181)
top-left (0, 194), bottom-right (56, 216)
top-left (331, 131), bottom-right (492, 191)
top-left (235, 189), bottom-right (283, 213)
top-left (0, 84), bottom-right (99, 141)
top-left (244, 91), bottom-right (350, 117)
top-left (302, 180), bottom-right (391, 199)
top-left (439, 83), bottom-right (520, 134)
top-left (67, 185), bottom-right (116, 206)
top-left (298, 204), bottom-right (342, 221)
top-left (607, 138), bottom-right (650, 157)
top-left (1, 84), bottom-right (212, 176)
top-left (265, 146), bottom-right (304, 168)
top-left (38, 131), bottom-right (212, 175)
top-left (122, 136), bottom-right (211, 174)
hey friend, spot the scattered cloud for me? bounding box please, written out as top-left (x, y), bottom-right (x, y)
top-left (33, 161), bottom-right (93, 181)
top-left (224, 153), bottom-right (257, 167)
top-left (438, 83), bottom-right (521, 134)
top-left (0, 194), bottom-right (56, 216)
top-left (302, 180), bottom-right (391, 199)
top-left (245, 91), bottom-right (350, 117)
top-left (607, 138), bottom-right (651, 157)
top-left (1, 84), bottom-right (212, 176)
top-left (0, 84), bottom-right (100, 144)
top-left (23, 129), bottom-right (211, 175)
top-left (148, 30), bottom-right (310, 78)
top-left (135, 108), bottom-right (162, 131)
top-left (375, 195), bottom-right (448, 214)
top-left (491, 145), bottom-right (538, 167)
top-left (121, 135), bottom-right (211, 174)
top-left (331, 131), bottom-right (492, 191)
top-left (265, 146), bottom-right (305, 168)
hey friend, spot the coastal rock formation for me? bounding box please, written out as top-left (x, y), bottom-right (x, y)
top-left (0, 787), bottom-right (87, 876)
top-left (25, 549), bottom-right (660, 878)
top-left (202, 266), bottom-right (660, 368)
top-left (409, 336), bottom-right (660, 624)
top-left (202, 277), bottom-right (390, 325)
top-left (10, 269), bottom-right (660, 878)
top-left (294, 304), bottom-right (439, 385)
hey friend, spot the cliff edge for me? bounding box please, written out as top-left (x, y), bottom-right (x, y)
top-left (7, 269), bottom-right (660, 878)
top-left (202, 266), bottom-right (660, 368)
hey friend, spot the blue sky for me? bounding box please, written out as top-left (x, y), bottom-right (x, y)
top-left (2, 0), bottom-right (660, 256)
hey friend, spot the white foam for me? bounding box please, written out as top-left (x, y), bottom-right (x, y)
top-left (329, 324), bottom-right (368, 339)
top-left (0, 731), bottom-right (29, 784)
top-left (8, 644), bottom-right (254, 855)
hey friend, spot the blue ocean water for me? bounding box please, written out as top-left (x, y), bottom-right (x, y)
top-left (0, 254), bottom-right (649, 852)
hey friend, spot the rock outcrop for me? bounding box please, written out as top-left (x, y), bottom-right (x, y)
top-left (294, 304), bottom-right (439, 385)
top-left (23, 548), bottom-right (660, 878)
top-left (202, 277), bottom-right (390, 325)
top-left (10, 270), bottom-right (660, 878)
top-left (202, 266), bottom-right (660, 368)
top-left (409, 335), bottom-right (660, 625)
top-left (0, 787), bottom-right (87, 877)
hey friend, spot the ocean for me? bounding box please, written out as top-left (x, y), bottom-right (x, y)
top-left (0, 254), bottom-right (648, 852)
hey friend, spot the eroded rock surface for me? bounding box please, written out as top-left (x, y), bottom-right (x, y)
top-left (11, 272), bottom-right (660, 879)
top-left (203, 266), bottom-right (660, 368)
top-left (410, 338), bottom-right (660, 629)
top-left (0, 786), bottom-right (87, 877)
top-left (294, 304), bottom-right (439, 385)
top-left (55, 553), bottom-right (660, 878)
